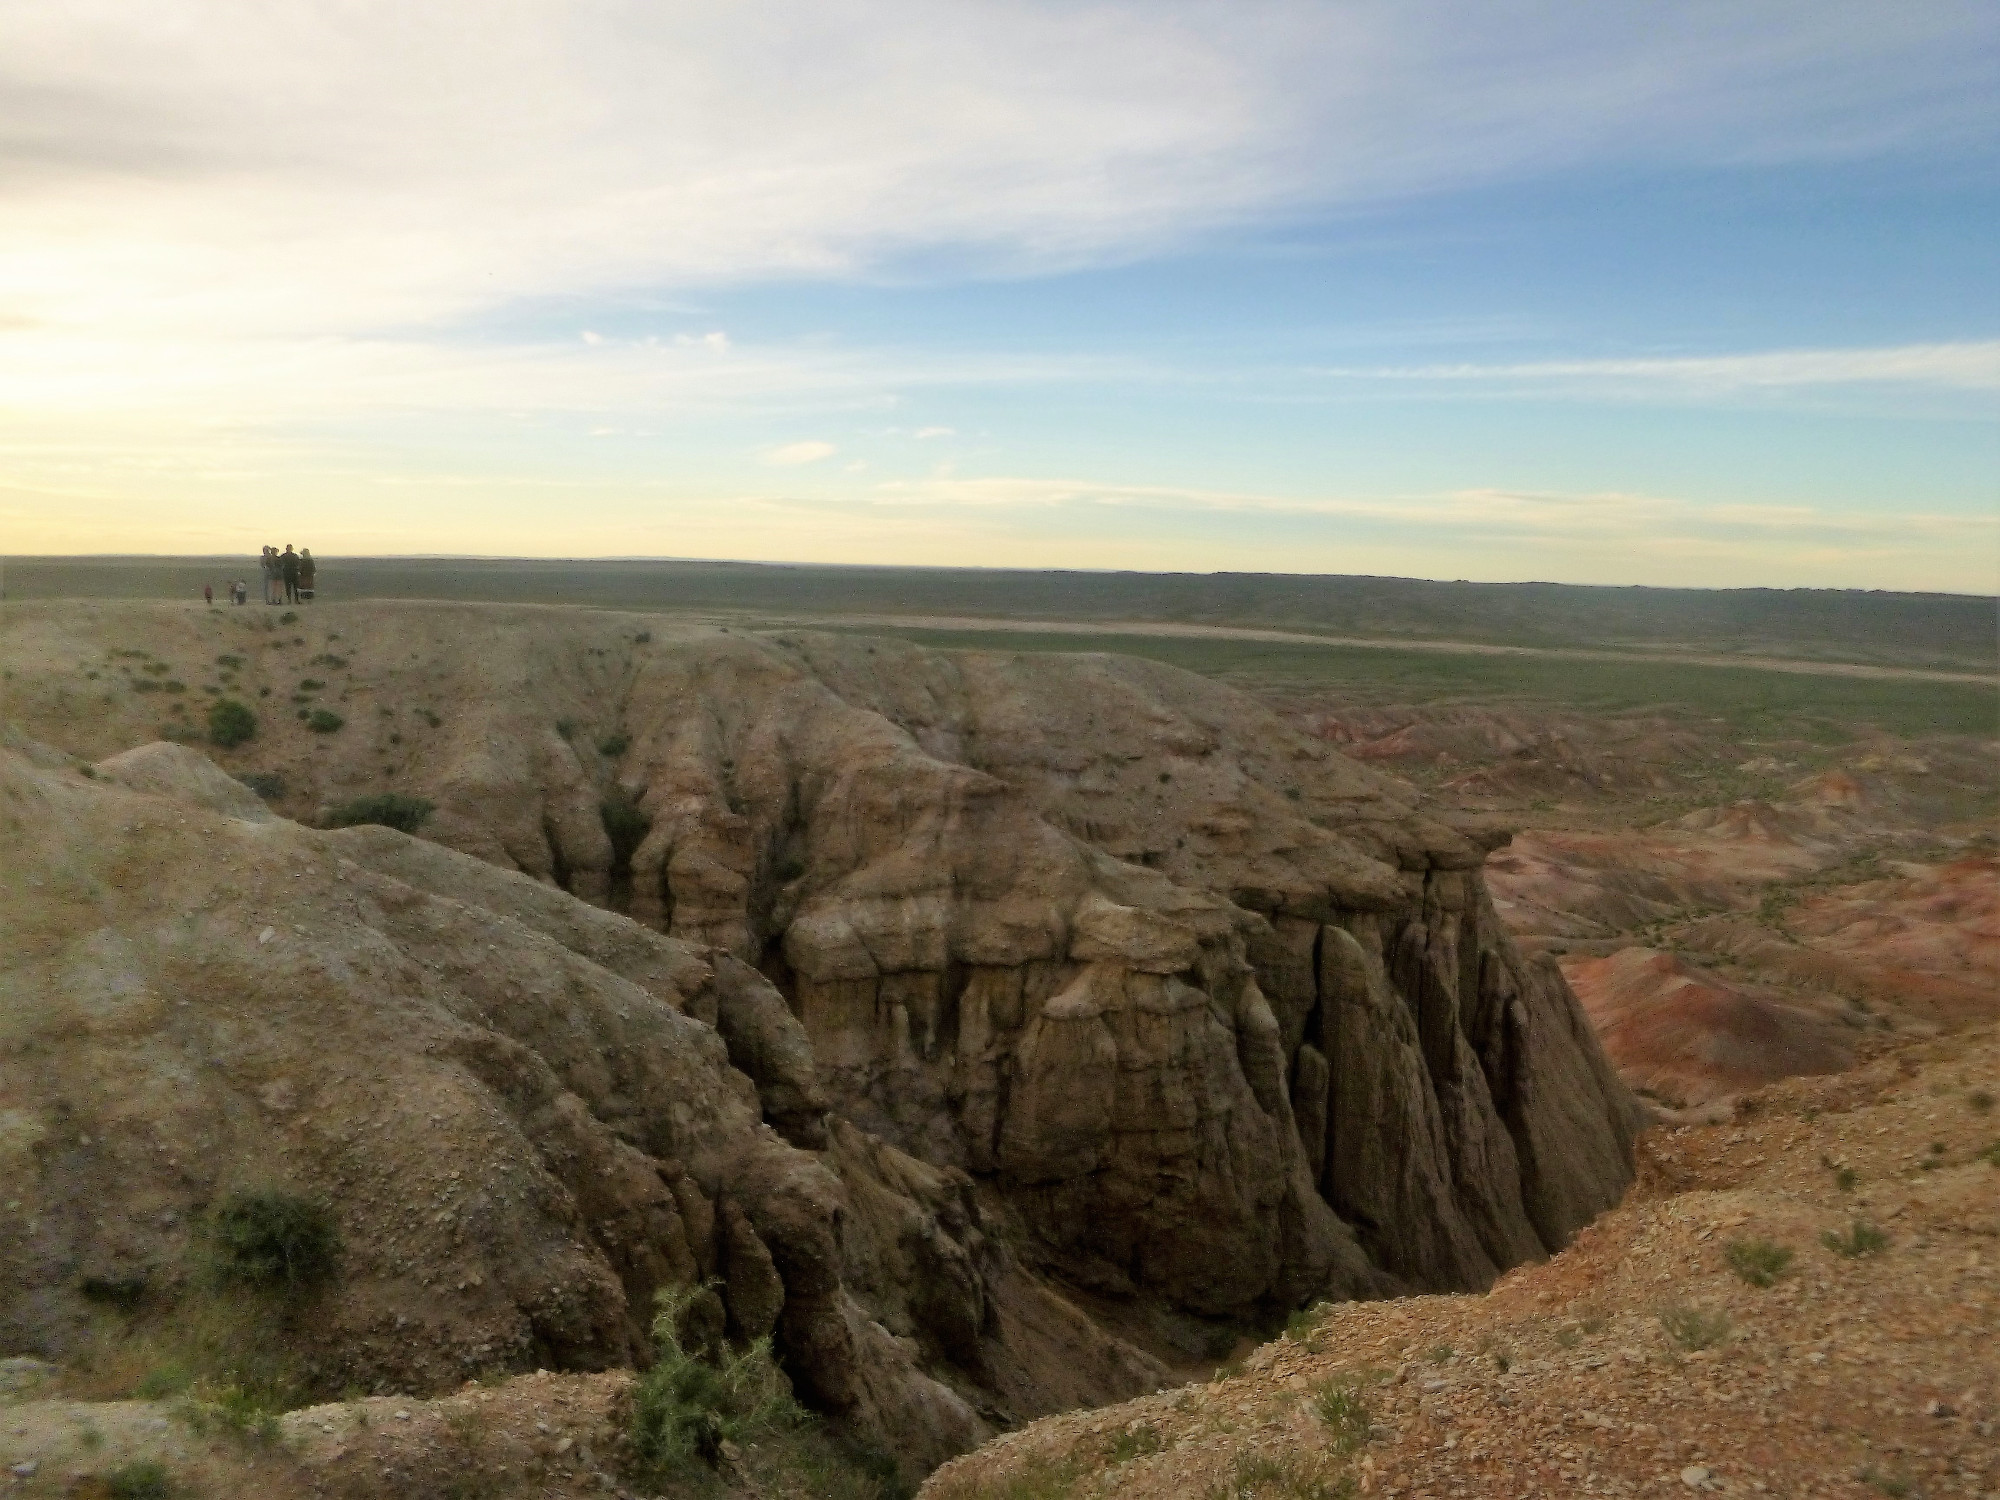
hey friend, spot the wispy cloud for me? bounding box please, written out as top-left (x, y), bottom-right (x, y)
top-left (765, 440), bottom-right (837, 465)
top-left (2, 3), bottom-right (1991, 338)
top-left (1317, 341), bottom-right (2000, 395)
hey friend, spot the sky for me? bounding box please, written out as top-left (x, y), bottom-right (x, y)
top-left (3, 1), bottom-right (1997, 590)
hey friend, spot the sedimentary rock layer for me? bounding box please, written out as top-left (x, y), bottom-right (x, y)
top-left (1, 601), bottom-right (1645, 1446)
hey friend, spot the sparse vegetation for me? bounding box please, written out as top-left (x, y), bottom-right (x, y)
top-left (1284, 1304), bottom-right (1325, 1341)
top-left (326, 792), bottom-right (434, 834)
top-left (596, 731), bottom-right (630, 756)
top-left (306, 708), bottom-right (345, 733)
top-left (1724, 1237), bottom-right (1794, 1288)
top-left (1979, 1139), bottom-right (2000, 1167)
top-left (235, 771), bottom-right (285, 800)
top-left (206, 698), bottom-right (257, 747)
top-left (298, 677), bottom-right (325, 691)
top-left (104, 1460), bottom-right (175, 1499)
top-left (179, 1380), bottom-right (283, 1444)
top-left (279, 610), bottom-right (298, 623)
top-left (1107, 1423), bottom-right (1163, 1463)
top-left (1659, 1304), bottom-right (1731, 1351)
top-left (625, 1281), bottom-right (806, 1488)
top-left (1313, 1380), bottom-right (1371, 1453)
top-left (1820, 1220), bottom-right (1890, 1258)
top-left (1970, 1089), bottom-right (1995, 1114)
top-left (1208, 1452), bottom-right (1355, 1499)
top-left (208, 1188), bottom-right (341, 1290)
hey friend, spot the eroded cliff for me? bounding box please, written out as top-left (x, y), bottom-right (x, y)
top-left (0, 600), bottom-right (1645, 1468)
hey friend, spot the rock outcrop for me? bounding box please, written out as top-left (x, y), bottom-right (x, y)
top-left (0, 600), bottom-right (1646, 1467)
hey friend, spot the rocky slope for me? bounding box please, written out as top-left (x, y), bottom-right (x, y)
top-left (922, 1024), bottom-right (2000, 1500)
top-left (2, 733), bottom-right (1167, 1478)
top-left (0, 599), bottom-right (1644, 1473)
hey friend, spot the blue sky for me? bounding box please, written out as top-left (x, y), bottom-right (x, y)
top-left (2, 1), bottom-right (1995, 589)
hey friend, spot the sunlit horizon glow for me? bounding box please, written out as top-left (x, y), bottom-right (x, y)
top-left (4, 2), bottom-right (1996, 591)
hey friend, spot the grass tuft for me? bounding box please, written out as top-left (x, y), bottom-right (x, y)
top-left (1659, 1304), bottom-right (1731, 1351)
top-left (306, 708), bottom-right (344, 733)
top-left (1313, 1380), bottom-right (1371, 1453)
top-left (1723, 1237), bottom-right (1794, 1288)
top-left (1106, 1423), bottom-right (1163, 1464)
top-left (1820, 1221), bottom-right (1890, 1258)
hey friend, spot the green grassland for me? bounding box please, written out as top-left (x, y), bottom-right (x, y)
top-left (841, 625), bottom-right (1998, 741)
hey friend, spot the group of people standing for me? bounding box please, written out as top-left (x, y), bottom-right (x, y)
top-left (203, 545), bottom-right (316, 607)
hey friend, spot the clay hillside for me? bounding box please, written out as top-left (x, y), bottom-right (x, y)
top-left (0, 598), bottom-right (1657, 1493)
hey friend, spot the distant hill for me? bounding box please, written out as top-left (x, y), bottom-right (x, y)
top-left (4, 555), bottom-right (1994, 671)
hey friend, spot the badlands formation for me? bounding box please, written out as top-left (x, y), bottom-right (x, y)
top-left (1305, 703), bottom-right (1998, 1109)
top-left (0, 599), bottom-right (1647, 1492)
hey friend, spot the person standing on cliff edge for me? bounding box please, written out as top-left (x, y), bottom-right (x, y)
top-left (280, 544), bottom-right (301, 605)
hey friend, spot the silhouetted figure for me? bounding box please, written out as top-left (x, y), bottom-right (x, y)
top-left (260, 547), bottom-right (279, 604)
top-left (281, 545), bottom-right (301, 605)
top-left (299, 548), bottom-right (316, 600)
top-left (203, 582), bottom-right (213, 606)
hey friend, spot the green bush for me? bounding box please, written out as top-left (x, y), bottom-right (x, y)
top-left (207, 699), bottom-right (257, 748)
top-left (601, 787), bottom-right (652, 868)
top-left (1724, 1238), bottom-right (1793, 1288)
top-left (209, 1189), bottom-right (341, 1290)
top-left (306, 709), bottom-right (344, 733)
top-left (105, 1460), bottom-right (174, 1500)
top-left (1821, 1221), bottom-right (1890, 1258)
top-left (235, 771), bottom-right (285, 800)
top-left (626, 1283), bottom-right (804, 1487)
top-left (326, 793), bottom-right (434, 834)
top-left (596, 732), bottom-right (630, 757)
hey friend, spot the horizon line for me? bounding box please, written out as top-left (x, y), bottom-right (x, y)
top-left (1, 553), bottom-right (1994, 602)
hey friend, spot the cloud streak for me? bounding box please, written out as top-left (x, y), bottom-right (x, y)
top-left (1319, 341), bottom-right (2000, 395)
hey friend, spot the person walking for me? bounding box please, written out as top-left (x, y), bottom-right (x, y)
top-left (203, 582), bottom-right (213, 606)
top-left (298, 548), bottom-right (316, 600)
top-left (281, 545), bottom-right (301, 605)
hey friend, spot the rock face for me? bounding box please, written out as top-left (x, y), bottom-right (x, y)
top-left (0, 601), bottom-right (1646, 1465)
